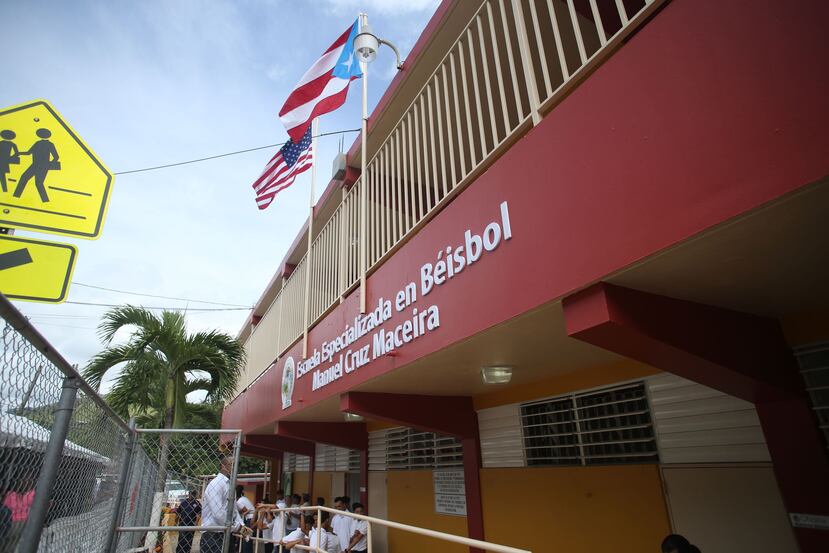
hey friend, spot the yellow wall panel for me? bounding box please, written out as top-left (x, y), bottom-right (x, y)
top-left (387, 471), bottom-right (468, 553)
top-left (480, 465), bottom-right (671, 553)
top-left (313, 472), bottom-right (333, 506)
top-left (292, 472), bottom-right (309, 497)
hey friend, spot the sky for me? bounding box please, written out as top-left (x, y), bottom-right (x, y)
top-left (1, 0), bottom-right (440, 390)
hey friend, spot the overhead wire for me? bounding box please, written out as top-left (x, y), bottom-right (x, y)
top-left (113, 128), bottom-right (360, 175)
top-left (73, 282), bottom-right (252, 308)
top-left (65, 300), bottom-right (251, 312)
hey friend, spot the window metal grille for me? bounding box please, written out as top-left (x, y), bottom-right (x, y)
top-left (384, 427), bottom-right (463, 470)
top-left (795, 343), bottom-right (829, 449)
top-left (520, 382), bottom-right (659, 466)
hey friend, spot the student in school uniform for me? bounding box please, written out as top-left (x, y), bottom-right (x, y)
top-left (345, 503), bottom-right (368, 553)
top-left (304, 511), bottom-right (332, 552)
top-left (281, 525), bottom-right (307, 551)
top-left (331, 497), bottom-right (352, 553)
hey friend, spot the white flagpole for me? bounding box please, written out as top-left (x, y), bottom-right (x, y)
top-left (359, 12), bottom-right (369, 314)
top-left (302, 117), bottom-right (319, 358)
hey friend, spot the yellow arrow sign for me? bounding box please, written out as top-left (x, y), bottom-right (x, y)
top-left (0, 100), bottom-right (113, 239)
top-left (0, 235), bottom-right (77, 303)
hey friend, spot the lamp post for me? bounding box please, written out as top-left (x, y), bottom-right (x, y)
top-left (354, 13), bottom-right (403, 313)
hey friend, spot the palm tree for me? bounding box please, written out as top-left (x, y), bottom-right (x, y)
top-left (83, 306), bottom-right (246, 490)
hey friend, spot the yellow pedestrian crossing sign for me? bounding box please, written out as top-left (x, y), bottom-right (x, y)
top-left (0, 234), bottom-right (77, 303)
top-left (0, 100), bottom-right (114, 239)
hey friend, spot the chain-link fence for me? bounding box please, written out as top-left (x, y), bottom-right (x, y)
top-left (115, 429), bottom-right (242, 553)
top-left (1, 295), bottom-right (132, 553)
top-left (0, 295), bottom-right (242, 553)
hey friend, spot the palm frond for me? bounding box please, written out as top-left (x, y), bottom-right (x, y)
top-left (97, 305), bottom-right (161, 344)
top-left (83, 344), bottom-right (138, 389)
top-left (105, 356), bottom-right (167, 419)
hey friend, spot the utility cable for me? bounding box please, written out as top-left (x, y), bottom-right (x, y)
top-left (113, 128), bottom-right (360, 175)
top-left (73, 282), bottom-right (252, 308)
top-left (65, 300), bottom-right (252, 312)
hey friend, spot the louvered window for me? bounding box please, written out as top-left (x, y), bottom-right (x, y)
top-left (795, 343), bottom-right (829, 449)
top-left (521, 382), bottom-right (658, 466)
top-left (348, 449), bottom-right (361, 472)
top-left (283, 452), bottom-right (310, 472)
top-left (384, 428), bottom-right (463, 470)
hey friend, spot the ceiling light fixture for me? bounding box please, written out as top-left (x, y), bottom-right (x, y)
top-left (344, 412), bottom-right (364, 422)
top-left (481, 366), bottom-right (513, 384)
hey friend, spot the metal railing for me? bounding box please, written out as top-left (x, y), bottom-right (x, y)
top-left (238, 0), bottom-right (665, 392)
top-left (234, 506), bottom-right (532, 553)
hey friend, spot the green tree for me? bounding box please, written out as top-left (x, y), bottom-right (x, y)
top-left (83, 306), bottom-right (246, 488)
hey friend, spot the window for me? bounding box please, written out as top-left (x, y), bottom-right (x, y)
top-left (384, 428), bottom-right (463, 470)
top-left (795, 344), bottom-right (829, 449)
top-left (521, 382), bottom-right (659, 466)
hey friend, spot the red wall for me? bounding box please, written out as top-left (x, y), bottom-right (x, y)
top-left (224, 0), bottom-right (829, 431)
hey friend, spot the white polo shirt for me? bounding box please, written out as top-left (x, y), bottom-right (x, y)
top-left (349, 518), bottom-right (368, 551)
top-left (331, 512), bottom-right (352, 552)
top-left (236, 495), bottom-right (255, 522)
top-left (325, 531), bottom-right (341, 553)
top-left (308, 527), bottom-right (330, 551)
top-left (281, 527), bottom-right (306, 545)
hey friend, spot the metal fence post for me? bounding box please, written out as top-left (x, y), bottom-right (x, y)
top-left (104, 417), bottom-right (137, 553)
top-left (223, 432), bottom-right (243, 553)
top-left (18, 375), bottom-right (80, 553)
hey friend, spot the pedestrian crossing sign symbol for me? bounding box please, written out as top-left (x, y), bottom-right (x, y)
top-left (0, 234), bottom-right (77, 303)
top-left (0, 100), bottom-right (114, 239)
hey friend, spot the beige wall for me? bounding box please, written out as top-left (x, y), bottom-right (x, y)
top-left (662, 466), bottom-right (797, 553)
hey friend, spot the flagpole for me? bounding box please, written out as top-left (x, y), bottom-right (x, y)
top-left (302, 117), bottom-right (319, 358)
top-left (359, 12), bottom-right (368, 314)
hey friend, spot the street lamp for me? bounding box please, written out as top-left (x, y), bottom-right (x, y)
top-left (357, 13), bottom-right (403, 313)
top-left (354, 22), bottom-right (403, 68)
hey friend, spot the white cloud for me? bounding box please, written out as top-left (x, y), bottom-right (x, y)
top-left (2, 0), bottom-right (438, 375)
top-left (322, 0), bottom-right (440, 17)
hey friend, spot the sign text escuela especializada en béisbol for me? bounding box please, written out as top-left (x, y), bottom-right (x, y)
top-left (289, 200), bottom-right (513, 396)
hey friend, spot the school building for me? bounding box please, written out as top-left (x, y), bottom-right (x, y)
top-left (222, 1), bottom-right (829, 551)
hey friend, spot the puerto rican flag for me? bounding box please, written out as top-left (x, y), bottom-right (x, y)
top-left (279, 20), bottom-right (363, 143)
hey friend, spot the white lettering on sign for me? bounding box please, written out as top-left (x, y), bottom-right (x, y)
top-left (420, 201), bottom-right (512, 297)
top-left (790, 513), bottom-right (829, 530)
top-left (434, 470), bottom-right (466, 516)
top-left (296, 201), bottom-right (512, 393)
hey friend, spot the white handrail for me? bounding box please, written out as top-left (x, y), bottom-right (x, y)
top-left (234, 505), bottom-right (532, 553)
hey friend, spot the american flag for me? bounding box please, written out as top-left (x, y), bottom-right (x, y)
top-left (252, 127), bottom-right (313, 210)
top-left (279, 20), bottom-right (362, 143)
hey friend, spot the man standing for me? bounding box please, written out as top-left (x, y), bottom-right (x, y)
top-left (174, 490), bottom-right (201, 553)
top-left (331, 498), bottom-right (352, 553)
top-left (200, 456), bottom-right (242, 553)
top-left (345, 503), bottom-right (368, 553)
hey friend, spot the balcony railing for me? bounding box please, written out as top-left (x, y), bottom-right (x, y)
top-left (240, 0), bottom-right (663, 393)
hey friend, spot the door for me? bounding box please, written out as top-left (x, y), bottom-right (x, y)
top-left (662, 465), bottom-right (797, 553)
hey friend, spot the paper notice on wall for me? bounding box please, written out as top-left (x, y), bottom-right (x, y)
top-left (790, 512), bottom-right (829, 530)
top-left (434, 470), bottom-right (466, 516)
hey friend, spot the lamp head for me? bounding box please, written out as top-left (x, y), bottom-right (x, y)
top-left (354, 24), bottom-right (379, 64)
